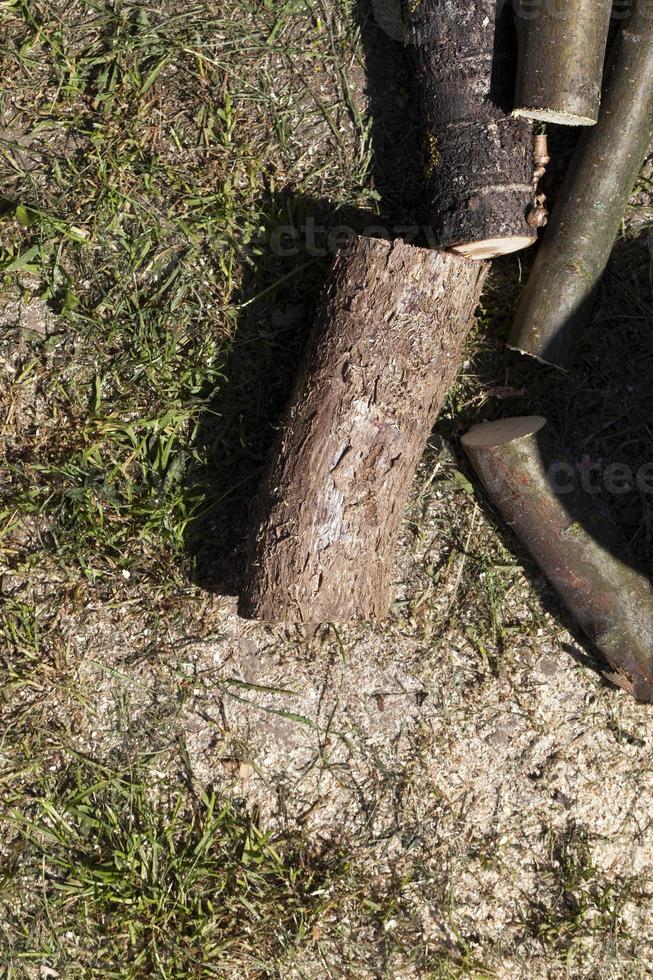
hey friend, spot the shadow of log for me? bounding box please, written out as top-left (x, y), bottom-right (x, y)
top-left (183, 194), bottom-right (400, 595)
top-left (437, 233), bottom-right (653, 570)
top-left (491, 0), bottom-right (521, 114)
top-left (183, 0), bottom-right (433, 595)
top-left (521, 232), bottom-right (653, 572)
top-left (184, 0), bottom-right (652, 690)
top-left (448, 231), bottom-right (653, 690)
top-left (353, 0), bottom-right (422, 218)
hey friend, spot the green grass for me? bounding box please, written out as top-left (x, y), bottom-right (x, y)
top-left (0, 0), bottom-right (370, 589)
top-left (525, 822), bottom-right (643, 966)
top-left (1, 753), bottom-right (359, 978)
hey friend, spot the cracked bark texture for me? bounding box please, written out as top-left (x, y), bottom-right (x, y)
top-left (462, 418), bottom-right (653, 703)
top-left (239, 236), bottom-right (488, 623)
top-left (407, 0), bottom-right (536, 257)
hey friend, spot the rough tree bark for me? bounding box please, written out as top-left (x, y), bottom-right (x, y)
top-left (513, 0), bottom-right (613, 126)
top-left (462, 417), bottom-right (653, 702)
top-left (407, 0), bottom-right (537, 258)
top-left (509, 0), bottom-right (653, 368)
top-left (239, 236), bottom-right (488, 624)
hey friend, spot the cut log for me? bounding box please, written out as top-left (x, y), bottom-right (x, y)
top-left (509, 0), bottom-right (653, 368)
top-left (461, 417), bottom-right (653, 702)
top-left (239, 236), bottom-right (488, 624)
top-left (407, 0), bottom-right (537, 259)
top-left (513, 0), bottom-right (613, 126)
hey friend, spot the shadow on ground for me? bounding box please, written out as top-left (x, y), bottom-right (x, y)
top-left (352, 0), bottom-right (422, 218)
top-left (440, 232), bottom-right (653, 572)
top-left (441, 231), bottom-right (653, 690)
top-left (184, 0), bottom-right (653, 696)
top-left (184, 0), bottom-right (423, 596)
top-left (183, 194), bottom-right (396, 596)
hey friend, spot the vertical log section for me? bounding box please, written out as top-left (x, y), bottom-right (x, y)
top-left (239, 236), bottom-right (488, 624)
top-left (513, 0), bottom-right (613, 125)
top-left (509, 0), bottom-right (653, 368)
top-left (407, 0), bottom-right (537, 258)
top-left (462, 418), bottom-right (653, 702)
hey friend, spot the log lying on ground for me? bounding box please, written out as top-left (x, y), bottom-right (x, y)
top-left (462, 417), bottom-right (653, 702)
top-left (509, 0), bottom-right (653, 368)
top-left (513, 0), bottom-right (613, 126)
top-left (406, 0), bottom-right (537, 259)
top-left (239, 236), bottom-right (488, 624)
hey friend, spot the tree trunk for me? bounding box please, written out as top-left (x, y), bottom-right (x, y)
top-left (407, 0), bottom-right (537, 259)
top-left (509, 1), bottom-right (653, 368)
top-left (513, 0), bottom-right (613, 126)
top-left (239, 236), bottom-right (488, 624)
top-left (461, 417), bottom-right (653, 702)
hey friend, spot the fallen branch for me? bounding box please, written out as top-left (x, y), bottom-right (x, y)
top-left (509, 0), bottom-right (653, 367)
top-left (461, 417), bottom-right (653, 702)
top-left (239, 236), bottom-right (488, 623)
top-left (513, 0), bottom-right (613, 126)
top-left (407, 0), bottom-right (537, 258)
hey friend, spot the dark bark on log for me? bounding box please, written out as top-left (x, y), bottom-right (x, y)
top-left (462, 417), bottom-right (653, 702)
top-left (509, 0), bottom-right (653, 368)
top-left (406, 0), bottom-right (537, 258)
top-left (513, 0), bottom-right (613, 126)
top-left (239, 236), bottom-right (488, 624)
